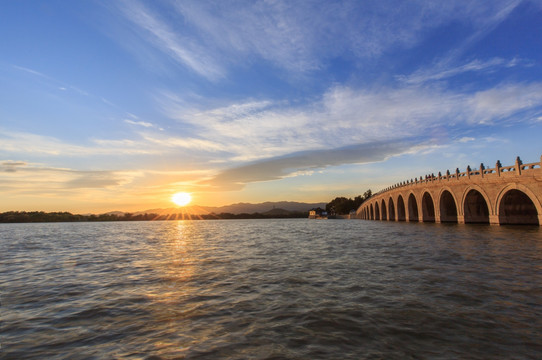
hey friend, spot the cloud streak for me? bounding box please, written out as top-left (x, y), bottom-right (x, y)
top-left (117, 0), bottom-right (224, 80)
top-left (399, 57), bottom-right (525, 85)
top-left (0, 128), bottom-right (229, 159)
top-left (114, 0), bottom-right (527, 79)
top-left (204, 139), bottom-right (422, 190)
top-left (0, 162), bottom-right (138, 191)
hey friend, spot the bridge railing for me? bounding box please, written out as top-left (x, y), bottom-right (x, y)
top-left (371, 155), bottom-right (541, 198)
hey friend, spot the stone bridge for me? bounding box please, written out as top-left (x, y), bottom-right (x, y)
top-left (356, 155), bottom-right (542, 225)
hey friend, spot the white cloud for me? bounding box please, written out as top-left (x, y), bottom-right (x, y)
top-left (466, 83), bottom-right (542, 124)
top-left (0, 130), bottom-right (156, 156)
top-left (4, 76), bottom-right (541, 175)
top-left (139, 133), bottom-right (227, 152)
top-left (0, 128), bottom-right (228, 160)
top-left (124, 119), bottom-right (154, 127)
top-left (117, 0), bottom-right (224, 80)
top-left (155, 79), bottom-right (542, 187)
top-left (113, 1), bottom-right (524, 79)
top-left (399, 57), bottom-right (522, 85)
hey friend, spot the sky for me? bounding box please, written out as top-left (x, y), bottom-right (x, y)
top-left (1, 0), bottom-right (542, 213)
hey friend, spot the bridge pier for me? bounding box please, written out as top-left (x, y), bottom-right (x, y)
top-left (489, 215), bottom-right (500, 225)
top-left (457, 215), bottom-right (465, 224)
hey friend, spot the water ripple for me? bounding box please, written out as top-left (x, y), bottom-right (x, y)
top-left (1, 220), bottom-right (541, 359)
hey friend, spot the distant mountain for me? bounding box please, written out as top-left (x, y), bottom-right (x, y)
top-left (135, 201), bottom-right (326, 216)
top-left (261, 208), bottom-right (295, 216)
top-left (103, 211), bottom-right (126, 216)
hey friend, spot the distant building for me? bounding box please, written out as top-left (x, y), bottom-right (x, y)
top-left (309, 208), bottom-right (327, 219)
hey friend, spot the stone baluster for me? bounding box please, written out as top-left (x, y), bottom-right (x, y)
top-left (515, 156), bottom-right (522, 175)
top-left (480, 163), bottom-right (485, 178)
top-left (455, 168), bottom-right (460, 179)
top-left (496, 160), bottom-right (502, 176)
top-left (466, 165), bottom-right (471, 179)
top-left (446, 169), bottom-right (450, 180)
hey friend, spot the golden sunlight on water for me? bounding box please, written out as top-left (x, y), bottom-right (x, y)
top-left (144, 223), bottom-right (197, 305)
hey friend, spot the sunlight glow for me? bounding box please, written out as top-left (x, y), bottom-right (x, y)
top-left (171, 192), bottom-right (192, 207)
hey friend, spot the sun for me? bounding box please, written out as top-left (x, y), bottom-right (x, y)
top-left (171, 192), bottom-right (192, 207)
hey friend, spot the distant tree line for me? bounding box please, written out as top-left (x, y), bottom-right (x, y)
top-left (325, 189), bottom-right (372, 215)
top-left (0, 210), bottom-right (309, 223)
top-left (0, 211), bottom-right (159, 223)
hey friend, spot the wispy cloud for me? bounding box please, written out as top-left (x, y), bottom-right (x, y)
top-left (396, 1), bottom-right (529, 86)
top-left (0, 128), bottom-right (229, 158)
top-left (12, 64), bottom-right (90, 96)
top-left (124, 119), bottom-right (154, 128)
top-left (3, 76), bottom-right (541, 182)
top-left (116, 0), bottom-right (224, 80)
top-left (0, 130), bottom-right (156, 156)
top-left (466, 83), bottom-right (542, 124)
top-left (203, 139), bottom-right (422, 190)
top-left (399, 57), bottom-right (524, 85)
top-left (0, 162), bottom-right (139, 190)
top-left (138, 133), bottom-right (227, 152)
top-left (113, 1), bottom-right (526, 79)
top-left (159, 80), bottom-right (542, 166)
top-left (1, 161), bottom-right (28, 173)
top-left (10, 63), bottom-right (139, 123)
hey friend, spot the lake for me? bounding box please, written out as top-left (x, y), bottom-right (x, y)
top-left (1, 219), bottom-right (541, 359)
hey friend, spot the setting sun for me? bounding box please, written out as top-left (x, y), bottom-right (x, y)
top-left (171, 192), bottom-right (192, 207)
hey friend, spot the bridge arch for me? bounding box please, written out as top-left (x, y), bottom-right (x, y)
top-left (496, 184), bottom-right (540, 225)
top-left (370, 204), bottom-right (374, 220)
top-left (374, 202), bottom-right (380, 220)
top-left (462, 186), bottom-right (491, 224)
top-left (388, 197), bottom-right (396, 221)
top-left (381, 199), bottom-right (387, 220)
top-left (421, 191), bottom-right (436, 222)
top-left (438, 189), bottom-right (458, 223)
top-left (407, 193), bottom-right (419, 222)
top-left (396, 195), bottom-right (406, 221)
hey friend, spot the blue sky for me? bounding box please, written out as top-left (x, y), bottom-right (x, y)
top-left (1, 0), bottom-right (542, 212)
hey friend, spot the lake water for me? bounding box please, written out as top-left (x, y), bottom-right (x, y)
top-left (1, 219), bottom-right (541, 359)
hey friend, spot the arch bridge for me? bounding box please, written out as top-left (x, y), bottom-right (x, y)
top-left (357, 156), bottom-right (542, 225)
